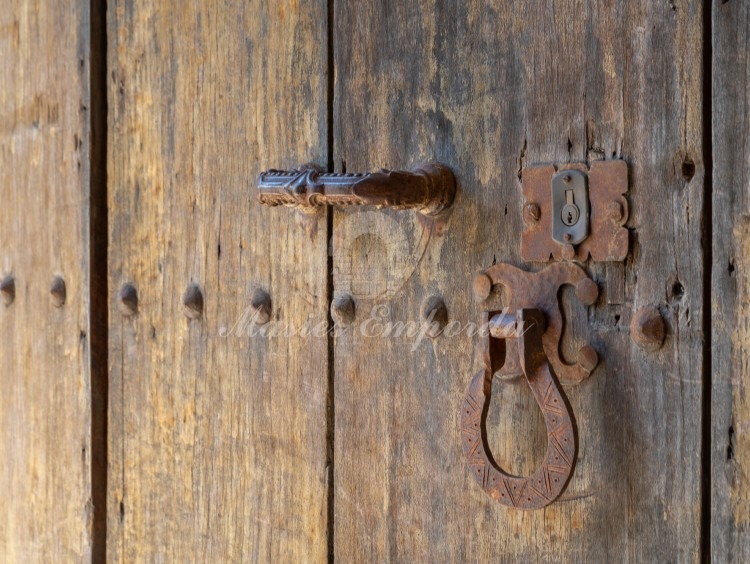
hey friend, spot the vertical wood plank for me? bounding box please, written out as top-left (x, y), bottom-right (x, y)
top-left (712, 0), bottom-right (750, 559)
top-left (333, 1), bottom-right (705, 561)
top-left (0, 0), bottom-right (95, 560)
top-left (106, 1), bottom-right (330, 561)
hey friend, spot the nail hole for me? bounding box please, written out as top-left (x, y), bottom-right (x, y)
top-left (681, 159), bottom-right (695, 181)
top-left (672, 281), bottom-right (685, 299)
top-left (728, 260), bottom-right (736, 276)
top-left (183, 284), bottom-right (204, 319)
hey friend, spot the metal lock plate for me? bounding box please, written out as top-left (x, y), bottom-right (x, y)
top-left (521, 160), bottom-right (629, 262)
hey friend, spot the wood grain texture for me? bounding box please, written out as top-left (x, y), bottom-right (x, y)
top-left (333, 1), bottom-right (704, 561)
top-left (711, 0), bottom-right (750, 560)
top-left (106, 1), bottom-right (330, 561)
top-left (0, 0), bottom-right (95, 560)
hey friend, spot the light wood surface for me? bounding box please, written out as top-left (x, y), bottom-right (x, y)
top-left (0, 1), bottom-right (100, 560)
top-left (106, 1), bottom-right (331, 561)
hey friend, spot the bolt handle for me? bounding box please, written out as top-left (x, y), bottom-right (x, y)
top-left (256, 163), bottom-right (456, 216)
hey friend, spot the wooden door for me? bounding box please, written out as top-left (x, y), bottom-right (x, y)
top-left (0, 1), bottom-right (106, 561)
top-left (712, 1), bottom-right (750, 560)
top-left (4, 0), bottom-right (750, 562)
top-left (106, 1), bottom-right (330, 561)
top-left (332, 1), bottom-right (704, 561)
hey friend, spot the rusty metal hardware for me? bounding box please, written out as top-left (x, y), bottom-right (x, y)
top-left (0, 275), bottom-right (15, 306)
top-left (473, 262), bottom-right (599, 384)
top-left (462, 308), bottom-right (577, 510)
top-left (256, 162), bottom-right (456, 216)
top-left (631, 305), bottom-right (666, 352)
top-left (462, 262), bottom-right (601, 509)
top-left (522, 160), bottom-right (629, 262)
top-left (331, 295), bottom-right (355, 327)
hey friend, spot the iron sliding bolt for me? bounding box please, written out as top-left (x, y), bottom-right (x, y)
top-left (256, 163), bottom-right (456, 216)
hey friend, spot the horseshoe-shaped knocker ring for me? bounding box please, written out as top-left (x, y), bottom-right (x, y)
top-left (461, 263), bottom-right (599, 509)
top-left (461, 308), bottom-right (576, 509)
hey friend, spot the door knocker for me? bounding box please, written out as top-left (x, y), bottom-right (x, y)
top-left (461, 262), bottom-right (598, 509)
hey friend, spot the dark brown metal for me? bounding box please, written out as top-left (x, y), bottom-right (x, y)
top-left (0, 275), bottom-right (15, 306)
top-left (577, 344), bottom-right (599, 372)
top-left (119, 283), bottom-right (138, 316)
top-left (331, 295), bottom-right (355, 327)
top-left (50, 276), bottom-right (66, 308)
top-left (630, 305), bottom-right (666, 352)
top-left (256, 162), bottom-right (456, 216)
top-left (521, 160), bottom-right (629, 262)
top-left (250, 288), bottom-right (272, 326)
top-left (462, 308), bottom-right (577, 509)
top-left (472, 273), bottom-right (492, 302)
top-left (480, 262), bottom-right (599, 384)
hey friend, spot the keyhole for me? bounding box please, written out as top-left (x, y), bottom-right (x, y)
top-left (561, 203), bottom-right (579, 226)
top-left (561, 190), bottom-right (580, 226)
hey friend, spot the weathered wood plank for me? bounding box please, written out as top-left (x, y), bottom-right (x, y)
top-left (711, 0), bottom-right (750, 560)
top-left (0, 0), bottom-right (97, 560)
top-left (106, 1), bottom-right (330, 561)
top-left (333, 1), bottom-right (704, 561)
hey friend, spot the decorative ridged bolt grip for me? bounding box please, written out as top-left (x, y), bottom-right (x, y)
top-left (256, 163), bottom-right (456, 216)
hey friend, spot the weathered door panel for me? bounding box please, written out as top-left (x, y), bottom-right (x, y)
top-left (333, 2), bottom-right (704, 561)
top-left (0, 0), bottom-right (103, 560)
top-left (711, 0), bottom-right (750, 560)
top-left (106, 2), bottom-right (330, 561)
